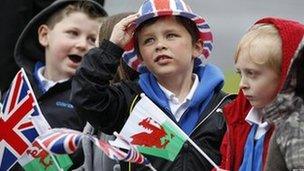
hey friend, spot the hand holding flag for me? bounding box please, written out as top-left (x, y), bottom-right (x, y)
top-left (34, 128), bottom-right (157, 171)
top-left (0, 68), bottom-right (71, 171)
top-left (111, 93), bottom-right (222, 170)
top-left (0, 69), bottom-right (48, 170)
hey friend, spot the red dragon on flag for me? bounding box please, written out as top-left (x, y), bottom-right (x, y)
top-left (130, 117), bottom-right (173, 149)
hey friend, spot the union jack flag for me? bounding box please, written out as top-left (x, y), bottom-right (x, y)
top-left (36, 128), bottom-right (156, 170)
top-left (0, 68), bottom-right (45, 171)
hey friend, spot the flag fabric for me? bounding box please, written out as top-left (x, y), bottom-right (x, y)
top-left (0, 68), bottom-right (71, 171)
top-left (19, 140), bottom-right (72, 171)
top-left (111, 93), bottom-right (188, 161)
top-left (122, 0), bottom-right (213, 73)
top-left (0, 69), bottom-right (45, 170)
top-left (35, 128), bottom-right (156, 170)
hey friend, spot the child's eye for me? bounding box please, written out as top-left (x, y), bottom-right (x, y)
top-left (235, 70), bottom-right (242, 78)
top-left (245, 70), bottom-right (257, 78)
top-left (143, 37), bottom-right (154, 45)
top-left (166, 33), bottom-right (177, 39)
top-left (88, 36), bottom-right (96, 45)
top-left (67, 30), bottom-right (78, 37)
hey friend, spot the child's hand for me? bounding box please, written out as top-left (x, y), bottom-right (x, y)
top-left (109, 13), bottom-right (138, 48)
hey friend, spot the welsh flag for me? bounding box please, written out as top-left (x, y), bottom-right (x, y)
top-left (18, 140), bottom-right (72, 171)
top-left (111, 94), bottom-right (188, 161)
top-left (112, 94), bottom-right (221, 170)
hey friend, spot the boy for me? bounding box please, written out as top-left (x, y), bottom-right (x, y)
top-left (12, 0), bottom-right (107, 169)
top-left (71, 0), bottom-right (233, 170)
top-left (218, 17), bottom-right (304, 171)
top-left (81, 12), bottom-right (138, 171)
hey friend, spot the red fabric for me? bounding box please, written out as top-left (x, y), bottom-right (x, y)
top-left (255, 17), bottom-right (304, 90)
top-left (218, 91), bottom-right (274, 171)
top-left (217, 17), bottom-right (304, 171)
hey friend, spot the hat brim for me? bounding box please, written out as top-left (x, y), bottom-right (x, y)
top-left (122, 10), bottom-right (213, 73)
top-left (14, 0), bottom-right (107, 71)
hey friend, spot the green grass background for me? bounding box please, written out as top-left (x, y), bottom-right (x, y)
top-left (223, 70), bottom-right (240, 94)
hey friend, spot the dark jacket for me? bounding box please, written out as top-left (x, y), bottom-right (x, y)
top-left (9, 0), bottom-right (107, 169)
top-left (71, 40), bottom-right (234, 171)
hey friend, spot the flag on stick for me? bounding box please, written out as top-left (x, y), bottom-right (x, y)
top-left (111, 94), bottom-right (221, 170)
top-left (34, 128), bottom-right (156, 170)
top-left (0, 68), bottom-right (71, 171)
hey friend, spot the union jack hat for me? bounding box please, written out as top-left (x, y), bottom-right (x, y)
top-left (122, 0), bottom-right (213, 73)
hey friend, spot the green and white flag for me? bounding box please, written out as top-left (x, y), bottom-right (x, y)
top-left (111, 94), bottom-right (188, 161)
top-left (112, 94), bottom-right (221, 170)
top-left (18, 140), bottom-right (72, 171)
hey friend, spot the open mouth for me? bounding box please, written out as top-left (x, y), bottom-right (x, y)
top-left (154, 55), bottom-right (172, 63)
top-left (68, 54), bottom-right (82, 63)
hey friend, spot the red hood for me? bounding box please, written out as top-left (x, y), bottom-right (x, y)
top-left (225, 17), bottom-right (304, 123)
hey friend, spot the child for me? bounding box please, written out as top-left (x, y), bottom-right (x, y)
top-left (12, 0), bottom-right (107, 169)
top-left (218, 17), bottom-right (304, 171)
top-left (264, 39), bottom-right (304, 169)
top-left (80, 12), bottom-right (139, 171)
top-left (71, 0), bottom-right (233, 170)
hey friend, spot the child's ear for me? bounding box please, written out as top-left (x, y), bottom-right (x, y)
top-left (192, 39), bottom-right (203, 58)
top-left (38, 24), bottom-right (50, 47)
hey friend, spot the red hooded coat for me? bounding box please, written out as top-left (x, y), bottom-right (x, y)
top-left (219, 17), bottom-right (304, 171)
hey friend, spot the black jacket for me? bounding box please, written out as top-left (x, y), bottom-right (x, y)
top-left (71, 40), bottom-right (234, 171)
top-left (0, 0), bottom-right (105, 93)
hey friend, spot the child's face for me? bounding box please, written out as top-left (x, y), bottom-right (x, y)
top-left (137, 17), bottom-right (202, 80)
top-left (235, 53), bottom-right (280, 109)
top-left (38, 11), bottom-right (100, 81)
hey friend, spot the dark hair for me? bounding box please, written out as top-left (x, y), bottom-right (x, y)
top-left (46, 1), bottom-right (103, 29)
top-left (295, 46), bottom-right (304, 100)
top-left (98, 12), bottom-right (134, 44)
top-left (98, 12), bottom-right (139, 82)
top-left (134, 16), bottom-right (199, 56)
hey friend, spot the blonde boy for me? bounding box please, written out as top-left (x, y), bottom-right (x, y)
top-left (219, 17), bottom-right (304, 171)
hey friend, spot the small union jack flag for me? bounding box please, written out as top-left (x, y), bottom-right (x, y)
top-left (36, 128), bottom-right (156, 170)
top-left (0, 68), bottom-right (45, 171)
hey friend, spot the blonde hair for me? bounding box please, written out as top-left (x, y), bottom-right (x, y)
top-left (235, 24), bottom-right (282, 75)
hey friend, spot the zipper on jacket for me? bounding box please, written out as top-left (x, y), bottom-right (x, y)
top-left (189, 94), bottom-right (234, 136)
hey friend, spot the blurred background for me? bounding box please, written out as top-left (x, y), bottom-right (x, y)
top-left (104, 0), bottom-right (303, 93)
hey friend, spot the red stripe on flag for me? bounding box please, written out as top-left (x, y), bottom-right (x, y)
top-left (124, 38), bottom-right (134, 51)
top-left (18, 121), bottom-right (33, 129)
top-left (200, 32), bottom-right (213, 40)
top-left (9, 72), bottom-right (22, 113)
top-left (157, 11), bottom-right (173, 16)
top-left (154, 0), bottom-right (170, 11)
top-left (131, 58), bottom-right (142, 70)
top-left (68, 135), bottom-right (77, 152)
top-left (43, 133), bottom-right (62, 147)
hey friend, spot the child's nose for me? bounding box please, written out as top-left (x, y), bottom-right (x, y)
top-left (155, 40), bottom-right (167, 51)
top-left (75, 38), bottom-right (89, 51)
top-left (239, 77), bottom-right (249, 90)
